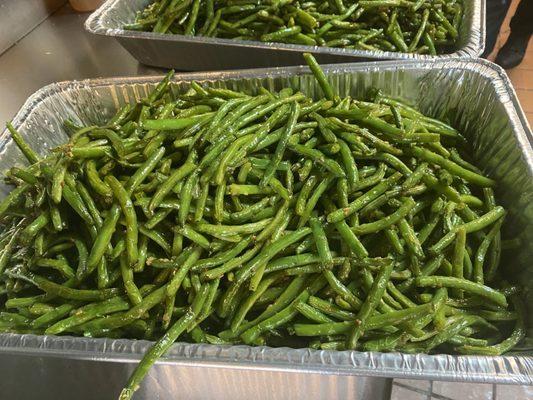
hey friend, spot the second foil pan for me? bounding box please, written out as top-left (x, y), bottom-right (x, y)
top-left (85, 0), bottom-right (486, 71)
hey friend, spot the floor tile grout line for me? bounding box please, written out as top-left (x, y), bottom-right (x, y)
top-left (427, 380), bottom-right (433, 400)
top-left (393, 382), bottom-right (431, 397)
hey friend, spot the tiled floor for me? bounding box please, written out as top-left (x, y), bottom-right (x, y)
top-left (487, 0), bottom-right (533, 126)
top-left (390, 379), bottom-right (533, 400)
top-left (389, 7), bottom-right (532, 400)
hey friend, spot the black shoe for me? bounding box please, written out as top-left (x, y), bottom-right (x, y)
top-left (495, 32), bottom-right (531, 69)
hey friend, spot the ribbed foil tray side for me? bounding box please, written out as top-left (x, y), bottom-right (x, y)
top-left (84, 0), bottom-right (485, 70)
top-left (0, 59), bottom-right (531, 384)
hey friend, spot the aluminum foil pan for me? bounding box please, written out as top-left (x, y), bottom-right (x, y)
top-left (85, 0), bottom-right (486, 71)
top-left (0, 59), bottom-right (531, 400)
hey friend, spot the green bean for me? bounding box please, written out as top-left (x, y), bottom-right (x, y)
top-left (310, 214), bottom-right (333, 269)
top-left (415, 276), bottom-right (507, 308)
top-left (430, 207), bottom-right (505, 254)
top-left (398, 218), bottom-right (424, 259)
top-left (334, 220), bottom-right (369, 258)
top-left (5, 295), bottom-right (47, 309)
top-left (347, 260), bottom-right (394, 349)
top-left (119, 254), bottom-right (142, 305)
top-left (62, 181), bottom-right (94, 226)
top-left (6, 122), bottom-right (40, 164)
top-left (261, 102), bottom-right (300, 186)
top-left (70, 145), bottom-right (112, 159)
top-left (143, 114), bottom-right (213, 131)
top-left (119, 298), bottom-right (203, 400)
top-left (226, 184), bottom-right (273, 196)
top-left (184, 0), bottom-right (200, 34)
top-left (139, 225), bottom-right (171, 254)
top-left (197, 218), bottom-right (272, 238)
top-left (473, 218), bottom-right (503, 284)
top-left (106, 176), bottom-right (138, 266)
top-left (294, 303), bottom-right (432, 336)
top-left (46, 296), bottom-right (130, 335)
top-left (296, 175), bottom-right (317, 216)
top-left (241, 275), bottom-right (325, 344)
top-left (20, 211), bottom-right (49, 245)
top-left (328, 108), bottom-right (403, 138)
top-left (231, 273), bottom-right (281, 332)
top-left (51, 161), bottom-right (67, 204)
top-left (288, 142), bottom-right (345, 177)
top-left (15, 272), bottom-right (121, 301)
top-left (79, 286), bottom-right (168, 332)
top-left (385, 227), bottom-right (404, 255)
top-left (195, 278), bottom-right (220, 323)
top-left (354, 153), bottom-right (412, 175)
top-left (338, 139), bottom-right (358, 188)
top-left (192, 237), bottom-right (251, 273)
top-left (222, 275), bottom-right (309, 340)
top-left (261, 26), bottom-right (302, 42)
top-left (167, 247), bottom-right (202, 299)
top-left (327, 172), bottom-right (402, 223)
top-left (131, 235), bottom-right (148, 273)
top-left (303, 53), bottom-right (335, 101)
top-left (0, 185), bottom-right (29, 218)
top-left (296, 301), bottom-right (334, 324)
top-left (405, 315), bottom-right (481, 352)
top-left (323, 270), bottom-right (362, 310)
top-left (31, 303), bottom-right (78, 329)
top-left (35, 258), bottom-right (75, 279)
top-left (76, 182), bottom-right (103, 228)
top-left (362, 332), bottom-right (404, 352)
top-left (95, 256), bottom-right (110, 289)
top-left (237, 227), bottom-right (312, 289)
top-left (127, 147), bottom-right (166, 194)
top-left (0, 229), bottom-right (20, 275)
top-left (352, 198), bottom-right (416, 235)
top-left (308, 296), bottom-right (356, 320)
top-left (28, 303), bottom-right (54, 315)
top-left (179, 171), bottom-right (198, 225)
top-left (298, 176), bottom-right (334, 228)
top-left (263, 253), bottom-right (319, 274)
top-left (145, 209), bottom-right (172, 230)
top-left (149, 158), bottom-right (197, 213)
top-left (231, 197), bottom-right (273, 222)
top-left (330, 118), bottom-right (402, 156)
top-left (85, 160), bottom-right (113, 199)
top-left (179, 225), bottom-right (211, 250)
top-left (87, 205), bottom-right (121, 271)
top-left (411, 147), bottom-right (495, 187)
top-left (451, 227), bottom-right (466, 298)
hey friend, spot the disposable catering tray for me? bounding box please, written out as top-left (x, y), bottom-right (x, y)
top-left (0, 59), bottom-right (531, 400)
top-left (85, 0), bottom-right (486, 71)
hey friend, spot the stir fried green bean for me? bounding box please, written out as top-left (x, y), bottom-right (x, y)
top-left (0, 55), bottom-right (523, 400)
top-left (127, 0), bottom-right (463, 55)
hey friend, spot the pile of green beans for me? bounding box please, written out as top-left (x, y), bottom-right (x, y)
top-left (0, 54), bottom-right (525, 399)
top-left (127, 0), bottom-right (463, 55)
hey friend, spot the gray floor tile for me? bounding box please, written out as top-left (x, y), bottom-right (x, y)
top-left (431, 382), bottom-right (493, 400)
top-left (395, 379), bottom-right (431, 391)
top-left (495, 384), bottom-right (533, 399)
top-left (391, 383), bottom-right (427, 400)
